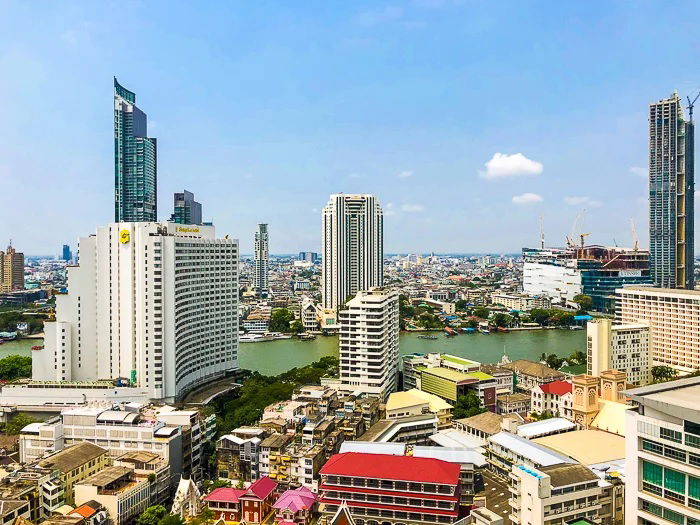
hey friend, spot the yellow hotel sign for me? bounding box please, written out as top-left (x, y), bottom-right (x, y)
top-left (176, 226), bottom-right (200, 233)
top-left (119, 229), bottom-right (130, 244)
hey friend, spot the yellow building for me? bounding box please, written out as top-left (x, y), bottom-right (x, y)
top-left (0, 245), bottom-right (24, 293)
top-left (38, 442), bottom-right (110, 505)
top-left (385, 389), bottom-right (453, 429)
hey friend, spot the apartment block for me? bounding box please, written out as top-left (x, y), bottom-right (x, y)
top-left (338, 288), bottom-right (399, 400)
top-left (587, 318), bottom-right (651, 385)
top-left (624, 377), bottom-right (700, 525)
top-left (616, 286), bottom-right (700, 372)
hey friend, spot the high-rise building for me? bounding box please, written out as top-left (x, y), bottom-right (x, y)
top-left (114, 78), bottom-right (157, 222)
top-left (0, 244), bottom-right (24, 293)
top-left (586, 318), bottom-right (652, 385)
top-left (298, 252), bottom-right (318, 263)
top-left (253, 224), bottom-right (269, 298)
top-left (62, 244), bottom-right (72, 262)
top-left (32, 222), bottom-right (238, 401)
top-left (624, 377), bottom-right (700, 525)
top-left (649, 91), bottom-right (694, 289)
top-left (170, 190), bottom-right (202, 225)
top-left (616, 286), bottom-right (700, 373)
top-left (338, 288), bottom-right (398, 400)
top-left (322, 194), bottom-right (383, 310)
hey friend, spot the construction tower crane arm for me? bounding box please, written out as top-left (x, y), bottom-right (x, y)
top-left (630, 217), bottom-right (640, 251)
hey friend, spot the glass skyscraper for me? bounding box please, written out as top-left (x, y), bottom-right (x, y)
top-left (649, 91), bottom-right (694, 289)
top-left (170, 190), bottom-right (202, 225)
top-left (114, 78), bottom-right (157, 222)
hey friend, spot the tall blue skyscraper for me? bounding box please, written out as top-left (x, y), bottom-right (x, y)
top-left (649, 91), bottom-right (695, 289)
top-left (170, 190), bottom-right (203, 225)
top-left (114, 78), bottom-right (157, 222)
top-left (62, 244), bottom-right (72, 262)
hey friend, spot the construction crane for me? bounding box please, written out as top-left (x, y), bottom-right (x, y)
top-left (688, 91), bottom-right (700, 122)
top-left (630, 217), bottom-right (640, 252)
top-left (579, 233), bottom-right (590, 249)
top-left (566, 210), bottom-right (586, 249)
top-left (539, 215), bottom-right (545, 250)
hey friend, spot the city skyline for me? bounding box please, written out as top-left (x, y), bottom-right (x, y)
top-left (2, 1), bottom-right (700, 255)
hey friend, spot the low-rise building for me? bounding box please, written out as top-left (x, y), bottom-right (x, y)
top-left (216, 428), bottom-right (265, 482)
top-left (36, 442), bottom-right (109, 506)
top-left (490, 292), bottom-right (551, 311)
top-left (509, 463), bottom-right (603, 524)
top-left (385, 389), bottom-right (453, 429)
top-left (531, 380), bottom-right (573, 418)
top-left (479, 365), bottom-right (515, 396)
top-left (203, 487), bottom-right (247, 523)
top-left (113, 451), bottom-right (170, 506)
top-left (496, 393), bottom-right (530, 416)
top-left (319, 452), bottom-right (462, 525)
top-left (486, 431), bottom-right (575, 479)
top-left (239, 476), bottom-right (277, 524)
top-left (501, 360), bottom-right (566, 393)
top-left (360, 414), bottom-right (438, 445)
top-left (74, 467), bottom-right (150, 525)
top-left (271, 486), bottom-right (317, 525)
top-left (420, 367), bottom-right (497, 411)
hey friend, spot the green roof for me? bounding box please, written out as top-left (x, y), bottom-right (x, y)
top-left (422, 367), bottom-right (471, 382)
top-left (441, 354), bottom-right (480, 367)
top-left (465, 371), bottom-right (494, 381)
top-left (559, 363), bottom-right (587, 375)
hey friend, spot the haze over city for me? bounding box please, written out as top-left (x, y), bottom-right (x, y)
top-left (2, 0), bottom-right (699, 254)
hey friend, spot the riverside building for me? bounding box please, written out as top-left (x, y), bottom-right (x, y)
top-left (649, 91), bottom-right (695, 289)
top-left (322, 194), bottom-right (383, 311)
top-left (253, 223), bottom-right (269, 298)
top-left (587, 318), bottom-right (652, 385)
top-left (338, 288), bottom-right (399, 400)
top-left (616, 286), bottom-right (700, 373)
top-left (31, 222), bottom-right (238, 401)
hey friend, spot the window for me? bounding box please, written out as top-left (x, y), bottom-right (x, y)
top-left (660, 427), bottom-right (682, 443)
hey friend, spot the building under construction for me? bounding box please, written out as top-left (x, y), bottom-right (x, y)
top-left (522, 245), bottom-right (652, 313)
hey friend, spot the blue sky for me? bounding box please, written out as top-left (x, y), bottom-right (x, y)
top-left (1, 0), bottom-right (699, 255)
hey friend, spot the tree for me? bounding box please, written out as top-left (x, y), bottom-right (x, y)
top-left (556, 313), bottom-right (575, 327)
top-left (455, 300), bottom-right (468, 311)
top-left (453, 391), bottom-right (486, 419)
top-left (4, 413), bottom-right (37, 435)
top-left (472, 307), bottom-right (490, 319)
top-left (0, 355), bottom-right (32, 380)
top-left (137, 506), bottom-right (168, 525)
top-left (158, 515), bottom-right (185, 525)
top-left (573, 294), bottom-right (593, 312)
top-left (651, 365), bottom-right (678, 383)
top-left (290, 320), bottom-right (304, 334)
top-left (235, 479), bottom-right (245, 489)
top-left (544, 354), bottom-right (564, 370)
top-left (529, 309), bottom-right (551, 326)
top-left (492, 313), bottom-right (513, 328)
top-left (568, 350), bottom-right (586, 365)
top-left (268, 308), bottom-right (294, 332)
top-left (190, 507), bottom-right (215, 525)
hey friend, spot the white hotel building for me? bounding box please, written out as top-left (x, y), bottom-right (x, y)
top-left (322, 194), bottom-right (383, 311)
top-left (616, 286), bottom-right (700, 373)
top-left (33, 222), bottom-right (239, 402)
top-left (338, 288), bottom-right (399, 400)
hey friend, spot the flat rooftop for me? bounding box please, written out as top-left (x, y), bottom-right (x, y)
top-left (534, 429), bottom-right (625, 465)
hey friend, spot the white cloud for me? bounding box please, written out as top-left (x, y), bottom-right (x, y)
top-left (512, 193), bottom-right (543, 205)
top-left (563, 196), bottom-right (602, 207)
top-left (629, 166), bottom-right (646, 177)
top-left (479, 153), bottom-right (543, 179)
top-left (401, 203), bottom-right (424, 213)
top-left (397, 170), bottom-right (413, 179)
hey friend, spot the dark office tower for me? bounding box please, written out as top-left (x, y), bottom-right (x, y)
top-left (62, 245), bottom-right (72, 262)
top-left (114, 78), bottom-right (157, 222)
top-left (170, 190), bottom-right (203, 225)
top-left (254, 224), bottom-right (269, 298)
top-left (649, 91), bottom-right (695, 289)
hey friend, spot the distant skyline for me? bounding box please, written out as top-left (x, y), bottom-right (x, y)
top-left (1, 1), bottom-right (700, 254)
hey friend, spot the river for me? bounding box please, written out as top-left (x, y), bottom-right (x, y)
top-left (0, 329), bottom-right (586, 376)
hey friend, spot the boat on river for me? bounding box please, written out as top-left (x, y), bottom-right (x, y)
top-left (418, 335), bottom-right (438, 340)
top-left (240, 332), bottom-right (293, 343)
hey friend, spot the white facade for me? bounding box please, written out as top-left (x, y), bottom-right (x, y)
top-left (490, 293), bottom-right (551, 311)
top-left (33, 222), bottom-right (239, 401)
top-left (322, 194), bottom-right (383, 310)
top-left (301, 299), bottom-right (318, 330)
top-left (587, 318), bottom-right (651, 385)
top-left (624, 378), bottom-right (700, 525)
top-left (338, 288), bottom-right (399, 400)
top-left (522, 260), bottom-right (582, 304)
top-left (253, 223), bottom-right (269, 297)
top-left (616, 286), bottom-right (700, 372)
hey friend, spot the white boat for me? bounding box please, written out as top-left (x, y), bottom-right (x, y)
top-left (240, 332), bottom-right (293, 343)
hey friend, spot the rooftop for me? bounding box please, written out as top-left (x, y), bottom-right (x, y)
top-left (455, 411), bottom-right (503, 435)
top-left (386, 389), bottom-right (452, 413)
top-left (422, 367), bottom-right (471, 382)
top-left (539, 380), bottom-right (573, 396)
top-left (488, 432), bottom-right (575, 467)
top-left (533, 429), bottom-right (626, 465)
top-left (38, 442), bottom-right (107, 473)
top-left (516, 418), bottom-right (576, 439)
top-left (321, 452), bottom-right (461, 485)
top-left (80, 466), bottom-right (132, 488)
top-left (540, 463), bottom-right (599, 487)
top-left (501, 360), bottom-right (564, 379)
top-left (204, 487), bottom-right (247, 503)
top-left (441, 355), bottom-right (480, 367)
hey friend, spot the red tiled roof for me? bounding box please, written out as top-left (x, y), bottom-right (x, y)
top-left (539, 380), bottom-right (572, 396)
top-left (71, 505), bottom-right (97, 518)
top-left (203, 487), bottom-right (247, 503)
top-left (244, 476), bottom-right (277, 500)
top-left (320, 453), bottom-right (460, 485)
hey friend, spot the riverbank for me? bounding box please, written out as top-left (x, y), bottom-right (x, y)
top-left (0, 329), bottom-right (587, 377)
